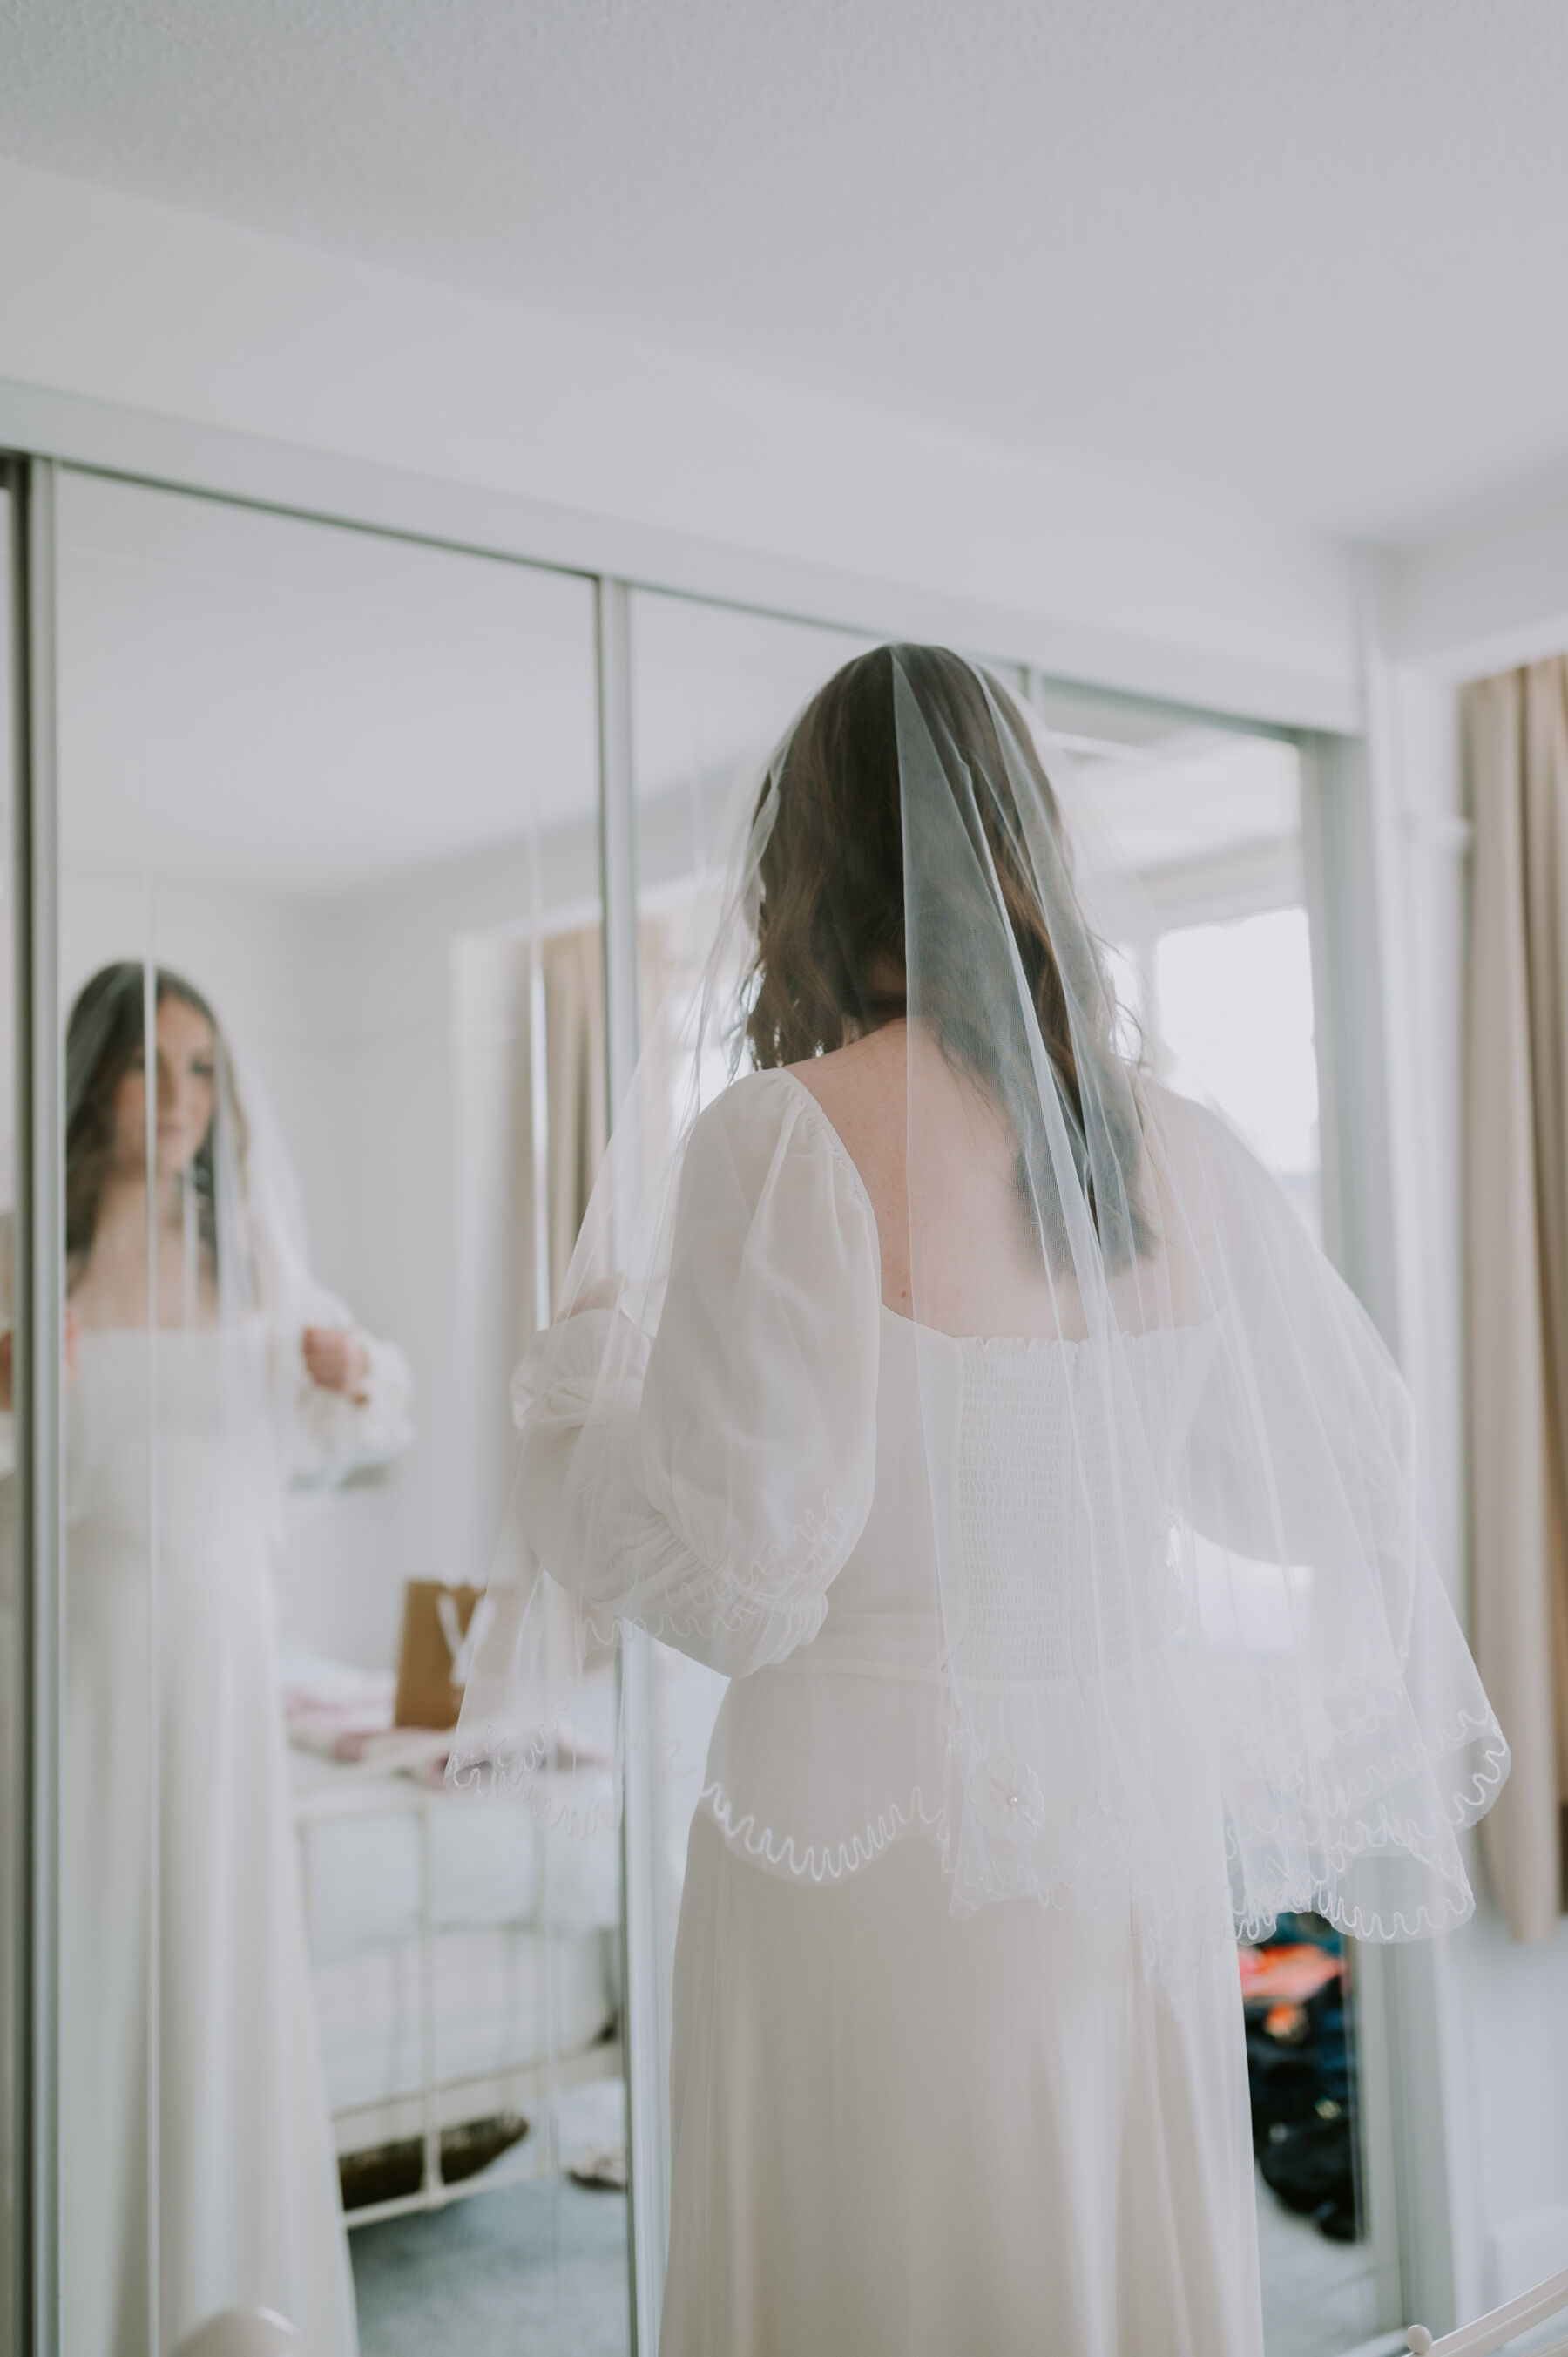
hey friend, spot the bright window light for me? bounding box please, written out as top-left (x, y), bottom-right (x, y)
top-left (1155, 905), bottom-right (1319, 1207)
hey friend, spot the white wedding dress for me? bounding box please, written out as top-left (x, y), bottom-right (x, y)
top-left (662, 1319), bottom-right (1261, 2355)
top-left (52, 1317), bottom-right (409, 2357)
top-left (480, 645), bottom-right (1506, 2357)
top-left (518, 1071), bottom-right (1264, 2357)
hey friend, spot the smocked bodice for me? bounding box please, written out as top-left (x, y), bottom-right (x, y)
top-left (789, 1304), bottom-right (1213, 1686)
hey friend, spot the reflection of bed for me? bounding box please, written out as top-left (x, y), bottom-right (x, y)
top-left (285, 1652), bottom-right (624, 2225)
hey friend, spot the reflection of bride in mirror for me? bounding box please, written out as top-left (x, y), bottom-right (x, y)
top-left (19, 964), bottom-right (412, 2355)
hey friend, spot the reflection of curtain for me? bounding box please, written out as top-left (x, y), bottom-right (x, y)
top-left (521, 918), bottom-right (667, 1680)
top-left (541, 929), bottom-right (608, 1313)
top-left (528, 916), bottom-right (670, 1316)
top-left (1466, 660), bottom-right (1568, 1940)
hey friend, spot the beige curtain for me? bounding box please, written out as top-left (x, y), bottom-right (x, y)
top-left (1466, 659), bottom-right (1568, 1940)
top-left (531, 912), bottom-right (672, 1314)
top-left (521, 918), bottom-right (670, 1676)
top-left (540, 928), bottom-right (609, 1312)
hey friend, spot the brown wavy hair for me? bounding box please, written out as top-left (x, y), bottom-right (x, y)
top-left (744, 644), bottom-right (1148, 1267)
top-left (65, 964), bottom-right (231, 1288)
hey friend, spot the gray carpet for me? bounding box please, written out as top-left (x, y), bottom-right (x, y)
top-left (354, 2137), bottom-right (1374, 2355)
top-left (1254, 2164), bottom-right (1383, 2357)
top-left (351, 2173), bottom-right (631, 2357)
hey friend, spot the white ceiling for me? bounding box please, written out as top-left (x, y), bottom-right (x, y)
top-left (3, 2), bottom-right (1567, 544)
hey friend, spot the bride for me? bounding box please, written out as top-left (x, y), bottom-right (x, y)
top-left (456, 647), bottom-right (1509, 2355)
top-left (6, 962), bottom-right (412, 2356)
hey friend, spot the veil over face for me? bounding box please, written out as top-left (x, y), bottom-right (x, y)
top-left (67, 963), bottom-right (311, 1329)
top-left (451, 647), bottom-right (1507, 1968)
top-left (61, 961), bottom-right (411, 1505)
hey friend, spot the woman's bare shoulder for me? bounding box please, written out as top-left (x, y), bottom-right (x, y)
top-left (784, 1022), bottom-right (906, 1119)
top-left (781, 1029), bottom-right (908, 1260)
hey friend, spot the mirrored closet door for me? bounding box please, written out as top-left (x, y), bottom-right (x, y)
top-left (0, 466), bottom-right (24, 2357)
top-left (618, 603), bottom-right (1405, 2357)
top-left (52, 471), bottom-right (625, 2357)
top-left (1039, 681), bottom-right (1402, 2357)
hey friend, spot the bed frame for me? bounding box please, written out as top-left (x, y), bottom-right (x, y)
top-left (294, 1762), bottom-right (624, 2229)
top-left (1407, 2264), bottom-right (1568, 2356)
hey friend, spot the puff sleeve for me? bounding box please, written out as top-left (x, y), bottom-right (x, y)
top-left (513, 1071), bottom-right (882, 1677)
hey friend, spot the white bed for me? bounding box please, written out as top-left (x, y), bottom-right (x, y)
top-left (285, 1651), bottom-right (625, 2215)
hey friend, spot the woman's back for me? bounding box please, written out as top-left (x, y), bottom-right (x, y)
top-left (642, 1066), bottom-right (1265, 2356)
top-left (788, 1017), bottom-right (1093, 1341)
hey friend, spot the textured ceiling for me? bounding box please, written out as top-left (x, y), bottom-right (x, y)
top-left (3, 1), bottom-right (1568, 539)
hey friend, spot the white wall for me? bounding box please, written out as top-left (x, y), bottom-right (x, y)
top-left (1365, 543), bottom-right (1568, 2319)
top-left (1383, 476), bottom-right (1568, 685)
top-left (0, 155), bottom-right (1361, 731)
top-left (274, 815), bottom-right (602, 1668)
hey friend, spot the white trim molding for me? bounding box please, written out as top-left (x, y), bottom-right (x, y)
top-left (0, 371), bottom-right (1359, 737)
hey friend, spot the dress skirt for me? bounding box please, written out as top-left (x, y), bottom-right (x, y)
top-left (59, 1344), bottom-right (358, 2357)
top-left (661, 1811), bottom-right (1264, 2357)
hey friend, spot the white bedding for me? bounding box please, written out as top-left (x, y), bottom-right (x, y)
top-left (286, 1669), bottom-right (623, 2152)
top-left (314, 1922), bottom-right (618, 2117)
top-left (293, 1757), bottom-right (620, 1955)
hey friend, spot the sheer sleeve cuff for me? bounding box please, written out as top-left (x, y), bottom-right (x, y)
top-left (511, 1307), bottom-right (615, 1434)
top-left (612, 1484), bottom-right (847, 1676)
top-left (353, 1335), bottom-right (416, 1459)
top-left (293, 1331), bottom-right (415, 1483)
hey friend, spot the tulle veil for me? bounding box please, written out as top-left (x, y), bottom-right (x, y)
top-left (449, 645), bottom-right (1507, 1968)
top-left (58, 961), bottom-right (411, 1509)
